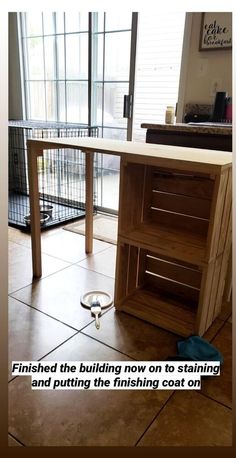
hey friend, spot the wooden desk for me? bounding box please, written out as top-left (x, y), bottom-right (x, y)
top-left (27, 137), bottom-right (232, 336)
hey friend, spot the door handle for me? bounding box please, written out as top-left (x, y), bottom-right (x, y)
top-left (123, 94), bottom-right (133, 119)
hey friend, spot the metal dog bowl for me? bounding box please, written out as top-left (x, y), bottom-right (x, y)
top-left (24, 213), bottom-right (50, 226)
top-left (40, 204), bottom-right (53, 217)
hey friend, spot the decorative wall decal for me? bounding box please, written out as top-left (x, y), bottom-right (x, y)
top-left (199, 13), bottom-right (232, 51)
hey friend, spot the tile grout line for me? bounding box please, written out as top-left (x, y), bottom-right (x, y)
top-left (8, 234), bottom-right (232, 403)
top-left (9, 228), bottom-right (115, 261)
top-left (8, 295), bottom-right (84, 332)
top-left (8, 294), bottom-right (114, 333)
top-left (9, 296), bottom-right (232, 414)
top-left (217, 314), bottom-right (232, 324)
top-left (74, 263), bottom-right (115, 280)
top-left (39, 236), bottom-right (114, 264)
top-left (134, 390), bottom-right (176, 446)
top-left (8, 263), bottom-right (75, 296)
top-left (8, 431), bottom-right (26, 447)
top-left (134, 387), bottom-right (232, 447)
top-left (209, 320), bottom-right (231, 343)
top-left (9, 249), bottom-right (115, 296)
top-left (9, 237), bottom-right (74, 264)
top-left (195, 389), bottom-right (232, 411)
top-left (37, 331), bottom-right (79, 361)
top-left (37, 317), bottom-right (137, 365)
top-left (8, 310), bottom-right (138, 385)
top-left (72, 262), bottom-right (116, 280)
top-left (8, 310), bottom-right (136, 385)
top-left (8, 239), bottom-right (31, 249)
top-left (80, 330), bottom-right (138, 361)
top-left (8, 330), bottom-right (79, 384)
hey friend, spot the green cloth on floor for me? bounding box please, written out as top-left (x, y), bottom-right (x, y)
top-left (177, 336), bottom-right (223, 364)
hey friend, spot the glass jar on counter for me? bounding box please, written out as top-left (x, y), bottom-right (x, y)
top-left (165, 106), bottom-right (175, 124)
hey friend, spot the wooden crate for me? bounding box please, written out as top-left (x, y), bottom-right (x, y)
top-left (115, 244), bottom-right (228, 337)
top-left (118, 162), bottom-right (231, 266)
top-left (115, 158), bottom-right (232, 337)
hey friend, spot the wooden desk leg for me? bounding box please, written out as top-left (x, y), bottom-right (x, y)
top-left (85, 151), bottom-right (94, 254)
top-left (27, 146), bottom-right (42, 277)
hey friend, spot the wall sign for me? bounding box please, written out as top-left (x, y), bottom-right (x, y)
top-left (199, 12), bottom-right (232, 51)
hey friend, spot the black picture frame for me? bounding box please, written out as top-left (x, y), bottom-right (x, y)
top-left (199, 12), bottom-right (232, 51)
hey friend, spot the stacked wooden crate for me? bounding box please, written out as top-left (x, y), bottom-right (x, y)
top-left (114, 154), bottom-right (232, 337)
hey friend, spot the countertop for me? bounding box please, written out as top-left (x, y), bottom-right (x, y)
top-left (141, 123), bottom-right (232, 136)
top-left (28, 137), bottom-right (232, 174)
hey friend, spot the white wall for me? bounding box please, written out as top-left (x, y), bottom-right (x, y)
top-left (180, 13), bottom-right (232, 117)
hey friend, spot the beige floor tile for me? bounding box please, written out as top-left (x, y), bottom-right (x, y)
top-left (8, 225), bottom-right (68, 248)
top-left (8, 434), bottom-right (23, 446)
top-left (9, 241), bottom-right (70, 294)
top-left (8, 226), bottom-right (31, 248)
top-left (138, 390), bottom-right (232, 446)
top-left (77, 245), bottom-right (116, 278)
top-left (11, 265), bottom-right (114, 330)
top-left (201, 322), bottom-right (232, 408)
top-left (83, 308), bottom-right (180, 360)
top-left (9, 333), bottom-right (171, 446)
top-left (44, 330), bottom-right (130, 362)
top-left (41, 226), bottom-right (67, 239)
top-left (41, 230), bottom-right (110, 263)
top-left (8, 297), bottom-right (76, 380)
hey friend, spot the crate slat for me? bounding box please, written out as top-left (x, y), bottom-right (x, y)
top-left (151, 190), bottom-right (211, 219)
top-left (150, 208), bottom-right (209, 236)
top-left (206, 171), bottom-right (228, 260)
top-left (217, 168), bottom-right (232, 255)
top-left (145, 272), bottom-right (199, 303)
top-left (152, 172), bottom-right (214, 200)
top-left (146, 254), bottom-right (202, 288)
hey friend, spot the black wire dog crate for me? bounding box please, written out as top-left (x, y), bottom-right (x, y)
top-left (9, 120), bottom-right (99, 230)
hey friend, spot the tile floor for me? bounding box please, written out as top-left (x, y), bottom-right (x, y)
top-left (8, 225), bottom-right (232, 447)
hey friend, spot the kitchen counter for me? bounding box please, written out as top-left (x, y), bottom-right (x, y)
top-left (141, 122), bottom-right (232, 136)
top-left (141, 123), bottom-right (232, 151)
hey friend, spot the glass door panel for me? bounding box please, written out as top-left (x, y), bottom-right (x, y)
top-left (91, 13), bottom-right (134, 212)
top-left (20, 12), bottom-right (137, 213)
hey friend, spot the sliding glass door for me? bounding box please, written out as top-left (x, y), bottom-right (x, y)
top-left (19, 12), bottom-right (136, 213)
top-left (18, 11), bottom-right (185, 212)
top-left (91, 13), bottom-right (137, 211)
